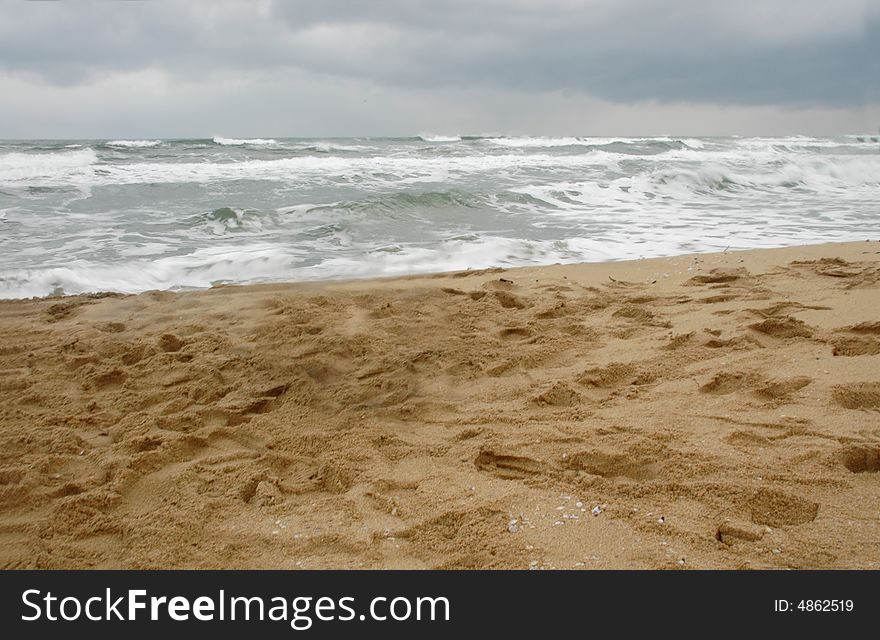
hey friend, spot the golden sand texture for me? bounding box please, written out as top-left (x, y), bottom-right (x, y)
top-left (1, 241), bottom-right (879, 569)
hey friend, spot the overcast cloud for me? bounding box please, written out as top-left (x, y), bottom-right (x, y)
top-left (1, 0), bottom-right (879, 138)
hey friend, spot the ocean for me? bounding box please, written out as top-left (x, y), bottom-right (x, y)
top-left (0, 134), bottom-right (878, 299)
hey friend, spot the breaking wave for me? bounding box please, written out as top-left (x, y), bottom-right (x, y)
top-left (105, 139), bottom-right (163, 148)
top-left (418, 134), bottom-right (462, 142)
top-left (0, 148), bottom-right (97, 183)
top-left (212, 137), bottom-right (278, 146)
top-left (0, 236), bottom-right (587, 299)
top-left (1, 134), bottom-right (877, 299)
top-left (485, 136), bottom-right (704, 151)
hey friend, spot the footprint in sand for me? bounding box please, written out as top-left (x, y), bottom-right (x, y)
top-left (831, 337), bottom-right (880, 356)
top-left (724, 430), bottom-right (772, 447)
top-left (831, 382), bottom-right (880, 410)
top-left (790, 258), bottom-right (880, 289)
top-left (612, 305), bottom-right (656, 322)
top-left (700, 371), bottom-right (811, 402)
top-left (158, 333), bottom-right (186, 352)
top-left (577, 362), bottom-right (637, 388)
top-left (532, 381), bottom-right (581, 407)
top-left (830, 323), bottom-right (880, 356)
top-left (748, 316), bottom-right (813, 339)
top-left (563, 449), bottom-right (659, 481)
top-left (89, 368), bottom-right (128, 390)
top-left (697, 293), bottom-right (740, 304)
top-left (534, 302), bottom-right (568, 320)
top-left (844, 321), bottom-right (880, 335)
top-left (748, 488), bottom-right (818, 527)
top-left (664, 330), bottom-right (763, 351)
top-left (498, 326), bottom-right (532, 341)
top-left (685, 267), bottom-right (751, 286)
top-left (753, 376), bottom-right (812, 401)
top-left (699, 372), bottom-right (762, 394)
top-left (838, 445), bottom-right (880, 473)
top-left (474, 450), bottom-right (549, 480)
top-left (493, 291), bottom-right (526, 309)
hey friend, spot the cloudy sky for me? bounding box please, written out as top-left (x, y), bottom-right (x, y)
top-left (2, 0), bottom-right (879, 138)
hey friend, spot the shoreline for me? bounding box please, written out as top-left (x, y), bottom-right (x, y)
top-left (1, 240), bottom-right (878, 569)
top-left (5, 238), bottom-right (879, 303)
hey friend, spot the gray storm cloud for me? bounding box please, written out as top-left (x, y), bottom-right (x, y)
top-left (0, 0), bottom-right (878, 137)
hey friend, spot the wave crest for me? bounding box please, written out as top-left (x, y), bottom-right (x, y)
top-left (105, 140), bottom-right (162, 148)
top-left (212, 137), bottom-right (278, 146)
top-left (0, 148), bottom-right (97, 183)
top-left (418, 134), bottom-right (462, 142)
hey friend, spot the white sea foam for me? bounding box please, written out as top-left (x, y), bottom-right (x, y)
top-left (0, 148), bottom-right (97, 183)
top-left (4, 140), bottom-right (877, 200)
top-left (212, 137), bottom-right (278, 146)
top-left (734, 135), bottom-right (862, 150)
top-left (485, 136), bottom-right (680, 148)
top-left (509, 155), bottom-right (880, 214)
top-left (17, 151), bottom-right (624, 188)
top-left (304, 142), bottom-right (375, 153)
top-left (680, 138), bottom-right (705, 149)
top-left (106, 139), bottom-right (163, 148)
top-left (2, 220), bottom-right (869, 300)
top-left (487, 136), bottom-right (597, 147)
top-left (16, 146), bottom-right (876, 197)
top-left (0, 244), bottom-right (300, 299)
top-left (418, 134), bottom-right (462, 142)
top-left (2, 135), bottom-right (877, 299)
top-left (0, 236), bottom-right (576, 298)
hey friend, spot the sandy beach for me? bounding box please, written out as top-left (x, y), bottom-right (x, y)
top-left (0, 240), bottom-right (878, 569)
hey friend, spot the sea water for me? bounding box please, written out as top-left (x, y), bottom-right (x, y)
top-left (0, 134), bottom-right (877, 298)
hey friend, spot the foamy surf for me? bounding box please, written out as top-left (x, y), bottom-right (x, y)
top-left (105, 139), bottom-right (163, 148)
top-left (0, 148), bottom-right (97, 183)
top-left (418, 134), bottom-right (462, 142)
top-left (486, 136), bottom-right (614, 147)
top-left (0, 135), bottom-right (877, 298)
top-left (212, 137), bottom-right (278, 146)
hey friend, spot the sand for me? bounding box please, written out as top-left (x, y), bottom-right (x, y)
top-left (1, 241), bottom-right (879, 569)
